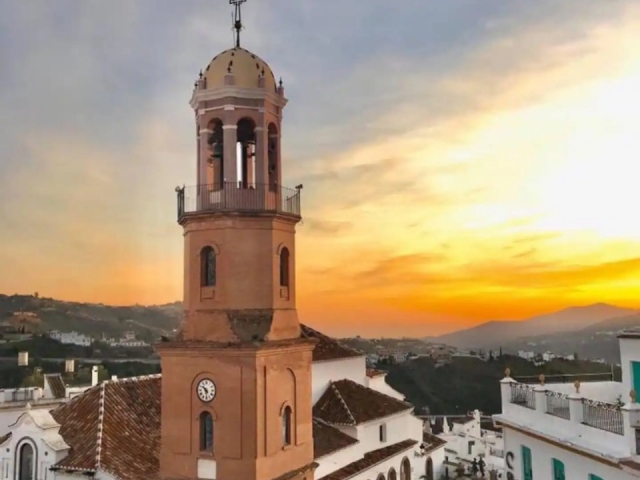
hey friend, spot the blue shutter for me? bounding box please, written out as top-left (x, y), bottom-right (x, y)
top-left (521, 446), bottom-right (533, 480)
top-left (552, 458), bottom-right (565, 480)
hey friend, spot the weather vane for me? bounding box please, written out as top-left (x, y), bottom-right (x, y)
top-left (230, 0), bottom-right (247, 48)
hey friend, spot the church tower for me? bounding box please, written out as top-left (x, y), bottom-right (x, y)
top-left (157, 2), bottom-right (317, 480)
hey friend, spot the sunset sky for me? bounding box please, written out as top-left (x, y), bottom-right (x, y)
top-left (1, 0), bottom-right (640, 337)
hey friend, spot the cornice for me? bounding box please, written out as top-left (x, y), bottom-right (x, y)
top-left (190, 86), bottom-right (288, 110)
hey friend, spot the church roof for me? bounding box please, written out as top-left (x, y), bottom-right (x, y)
top-left (365, 369), bottom-right (386, 378)
top-left (204, 47), bottom-right (277, 92)
top-left (312, 419), bottom-right (359, 459)
top-left (422, 431), bottom-right (447, 454)
top-left (317, 439), bottom-right (418, 480)
top-left (50, 375), bottom-right (161, 480)
top-left (313, 379), bottom-right (413, 426)
top-left (300, 325), bottom-right (364, 362)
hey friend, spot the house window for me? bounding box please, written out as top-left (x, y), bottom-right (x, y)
top-left (199, 412), bottom-right (214, 452)
top-left (201, 247), bottom-right (216, 287)
top-left (521, 446), bottom-right (533, 480)
top-left (282, 406), bottom-right (292, 446)
top-left (552, 458), bottom-right (565, 480)
top-left (18, 442), bottom-right (35, 480)
top-left (279, 248), bottom-right (290, 287)
top-left (468, 440), bottom-right (475, 455)
top-left (379, 423), bottom-right (387, 442)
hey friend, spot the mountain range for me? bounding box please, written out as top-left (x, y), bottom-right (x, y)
top-left (430, 303), bottom-right (640, 362)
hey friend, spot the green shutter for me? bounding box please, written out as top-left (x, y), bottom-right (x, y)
top-left (552, 458), bottom-right (565, 480)
top-left (521, 446), bottom-right (533, 480)
top-left (589, 475), bottom-right (604, 480)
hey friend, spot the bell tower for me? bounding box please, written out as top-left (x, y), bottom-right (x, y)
top-left (157, 2), bottom-right (317, 480)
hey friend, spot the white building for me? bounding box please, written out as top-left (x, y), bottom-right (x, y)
top-left (494, 328), bottom-right (640, 480)
top-left (49, 331), bottom-right (92, 346)
top-left (518, 351), bottom-right (535, 361)
top-left (0, 326), bottom-right (447, 480)
top-left (425, 411), bottom-right (504, 477)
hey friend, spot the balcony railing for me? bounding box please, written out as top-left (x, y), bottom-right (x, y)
top-left (510, 383), bottom-right (535, 409)
top-left (176, 183), bottom-right (302, 221)
top-left (11, 390), bottom-right (34, 402)
top-left (582, 399), bottom-right (624, 435)
top-left (545, 391), bottom-right (570, 420)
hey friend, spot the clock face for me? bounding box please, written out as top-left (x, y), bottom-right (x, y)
top-left (197, 378), bottom-right (216, 403)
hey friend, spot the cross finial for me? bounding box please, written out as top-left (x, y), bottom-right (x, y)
top-left (230, 0), bottom-right (247, 48)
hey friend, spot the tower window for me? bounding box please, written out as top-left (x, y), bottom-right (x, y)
top-left (201, 247), bottom-right (217, 287)
top-left (282, 405), bottom-right (292, 446)
top-left (199, 412), bottom-right (214, 452)
top-left (379, 423), bottom-right (387, 442)
top-left (18, 442), bottom-right (35, 480)
top-left (279, 247), bottom-right (290, 287)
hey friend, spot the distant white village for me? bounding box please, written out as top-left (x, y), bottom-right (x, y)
top-left (48, 330), bottom-right (150, 348)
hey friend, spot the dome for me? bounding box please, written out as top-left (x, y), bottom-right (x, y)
top-left (203, 47), bottom-right (277, 92)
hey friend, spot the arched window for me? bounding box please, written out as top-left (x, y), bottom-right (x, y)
top-left (199, 412), bottom-right (214, 452)
top-left (267, 123), bottom-right (278, 192)
top-left (201, 247), bottom-right (216, 287)
top-left (18, 442), bottom-right (35, 480)
top-left (376, 474), bottom-right (385, 480)
top-left (279, 247), bottom-right (290, 287)
top-left (388, 467), bottom-right (397, 480)
top-left (400, 457), bottom-right (411, 480)
top-left (282, 406), bottom-right (292, 446)
top-left (426, 457), bottom-right (434, 480)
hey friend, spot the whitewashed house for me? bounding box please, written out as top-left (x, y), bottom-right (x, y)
top-left (48, 331), bottom-right (92, 347)
top-left (0, 326), bottom-right (447, 480)
top-left (494, 328), bottom-right (640, 480)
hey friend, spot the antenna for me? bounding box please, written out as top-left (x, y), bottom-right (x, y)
top-left (229, 0), bottom-right (247, 48)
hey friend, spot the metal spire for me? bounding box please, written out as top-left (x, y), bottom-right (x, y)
top-left (229, 0), bottom-right (247, 48)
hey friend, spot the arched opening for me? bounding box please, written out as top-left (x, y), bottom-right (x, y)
top-left (199, 412), bottom-right (214, 452)
top-left (207, 119), bottom-right (224, 187)
top-left (282, 405), bottom-right (292, 446)
top-left (279, 247), bottom-right (290, 287)
top-left (236, 118), bottom-right (256, 189)
top-left (18, 442), bottom-right (35, 480)
top-left (426, 457), bottom-right (434, 480)
top-left (267, 123), bottom-right (278, 192)
top-left (376, 474), bottom-right (386, 480)
top-left (388, 467), bottom-right (397, 480)
top-left (400, 457), bottom-right (411, 480)
top-left (200, 247), bottom-right (217, 287)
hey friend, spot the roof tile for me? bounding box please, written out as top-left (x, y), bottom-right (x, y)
top-left (317, 439), bottom-right (418, 480)
top-left (365, 369), bottom-right (386, 378)
top-left (313, 379), bottom-right (412, 426)
top-left (313, 419), bottom-right (359, 459)
top-left (300, 325), bottom-right (363, 362)
top-left (51, 375), bottom-right (161, 480)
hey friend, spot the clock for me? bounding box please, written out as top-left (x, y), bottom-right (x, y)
top-left (197, 378), bottom-right (217, 403)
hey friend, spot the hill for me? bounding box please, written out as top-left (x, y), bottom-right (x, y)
top-left (384, 354), bottom-right (619, 415)
top-left (433, 303), bottom-right (636, 349)
top-left (499, 313), bottom-right (640, 362)
top-left (0, 294), bottom-right (181, 340)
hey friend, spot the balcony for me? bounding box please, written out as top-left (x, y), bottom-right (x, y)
top-left (176, 183), bottom-right (302, 222)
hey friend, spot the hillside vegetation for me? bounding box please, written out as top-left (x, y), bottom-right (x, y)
top-left (0, 294), bottom-right (181, 340)
top-left (384, 354), bottom-right (618, 415)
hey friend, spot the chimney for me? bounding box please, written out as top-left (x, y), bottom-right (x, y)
top-left (18, 351), bottom-right (29, 367)
top-left (91, 366), bottom-right (99, 386)
top-left (65, 359), bottom-right (75, 373)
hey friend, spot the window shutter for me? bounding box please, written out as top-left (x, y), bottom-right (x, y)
top-left (521, 446), bottom-right (533, 480)
top-left (552, 459), bottom-right (565, 480)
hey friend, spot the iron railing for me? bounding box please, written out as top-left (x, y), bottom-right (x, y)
top-left (510, 383), bottom-right (535, 409)
top-left (11, 390), bottom-right (34, 402)
top-left (176, 183), bottom-right (301, 220)
top-left (514, 372), bottom-right (615, 384)
top-left (545, 391), bottom-right (570, 420)
top-left (582, 399), bottom-right (624, 435)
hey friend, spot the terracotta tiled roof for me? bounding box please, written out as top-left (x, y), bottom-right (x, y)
top-left (50, 375), bottom-right (161, 480)
top-left (313, 379), bottom-right (412, 426)
top-left (365, 369), bottom-right (386, 378)
top-left (422, 431), bottom-right (446, 454)
top-left (45, 374), bottom-right (66, 399)
top-left (270, 461), bottom-right (319, 480)
top-left (0, 433), bottom-right (11, 445)
top-left (300, 325), bottom-right (364, 362)
top-left (317, 439), bottom-right (418, 480)
top-left (313, 419), bottom-right (359, 459)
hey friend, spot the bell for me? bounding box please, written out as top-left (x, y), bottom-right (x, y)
top-left (210, 142), bottom-right (223, 160)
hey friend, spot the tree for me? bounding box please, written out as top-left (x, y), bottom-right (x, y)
top-left (573, 352), bottom-right (579, 361)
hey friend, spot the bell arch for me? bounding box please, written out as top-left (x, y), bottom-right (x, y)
top-left (236, 117), bottom-right (257, 189)
top-left (207, 119), bottom-right (224, 186)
